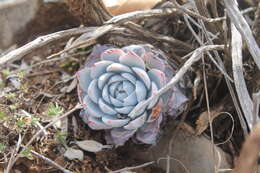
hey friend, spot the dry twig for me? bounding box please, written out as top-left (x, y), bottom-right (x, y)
top-left (184, 2), bottom-right (248, 136)
top-left (202, 53), bottom-right (217, 173)
top-left (183, 14), bottom-right (233, 82)
top-left (109, 161), bottom-right (155, 173)
top-left (46, 25), bottom-right (113, 59)
top-left (0, 27), bottom-right (94, 66)
top-left (21, 145), bottom-right (73, 173)
top-left (106, 8), bottom-right (179, 24)
top-left (224, 0), bottom-right (260, 69)
top-left (124, 22), bottom-right (194, 50)
top-left (158, 157), bottom-right (190, 173)
top-left (231, 23), bottom-right (255, 129)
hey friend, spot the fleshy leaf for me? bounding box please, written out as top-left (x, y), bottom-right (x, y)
top-left (147, 82), bottom-right (159, 109)
top-left (123, 45), bottom-right (145, 57)
top-left (123, 92), bottom-right (138, 106)
top-left (109, 81), bottom-right (120, 97)
top-left (110, 96), bottom-right (124, 107)
top-left (132, 67), bottom-right (151, 89)
top-left (124, 112), bottom-right (147, 130)
top-left (76, 44), bottom-right (189, 146)
top-left (106, 63), bottom-right (132, 73)
top-left (166, 86), bottom-right (189, 116)
top-left (147, 101), bottom-right (162, 122)
top-left (135, 80), bottom-right (147, 102)
top-left (98, 72), bottom-right (114, 89)
top-left (90, 61), bottom-right (113, 78)
top-left (64, 148), bottom-right (84, 161)
top-left (143, 52), bottom-right (166, 71)
top-left (101, 48), bottom-right (125, 62)
top-left (98, 99), bottom-right (117, 115)
top-left (122, 81), bottom-right (135, 95)
top-left (76, 140), bottom-right (112, 153)
top-left (119, 51), bottom-right (145, 70)
top-left (116, 92), bottom-right (128, 101)
top-left (88, 79), bottom-right (101, 103)
top-left (116, 82), bottom-right (123, 94)
top-left (108, 75), bottom-right (126, 84)
top-left (102, 84), bottom-right (111, 103)
top-left (128, 101), bottom-right (147, 119)
top-left (136, 115), bottom-right (162, 144)
top-left (102, 115), bottom-right (130, 127)
top-left (83, 96), bottom-right (110, 118)
top-left (83, 45), bottom-right (112, 67)
top-left (147, 69), bottom-right (166, 89)
top-left (121, 73), bottom-right (136, 84)
top-left (77, 68), bottom-right (92, 93)
top-left (79, 109), bottom-right (89, 123)
top-left (87, 116), bottom-right (112, 129)
top-left (109, 128), bottom-right (137, 146)
top-left (115, 106), bottom-right (134, 114)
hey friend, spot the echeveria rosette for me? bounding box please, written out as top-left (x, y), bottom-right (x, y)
top-left (77, 44), bottom-right (188, 146)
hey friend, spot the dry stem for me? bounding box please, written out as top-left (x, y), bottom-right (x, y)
top-left (231, 23), bottom-right (255, 129)
top-left (109, 161), bottom-right (155, 173)
top-left (224, 0), bottom-right (260, 69)
top-left (0, 27), bottom-right (94, 66)
top-left (21, 145), bottom-right (73, 173)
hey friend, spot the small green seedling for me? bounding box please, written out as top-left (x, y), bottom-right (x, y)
top-left (2, 71), bottom-right (10, 77)
top-left (30, 117), bottom-right (39, 126)
top-left (16, 119), bottom-right (26, 128)
top-left (17, 71), bottom-right (25, 79)
top-left (9, 104), bottom-right (18, 110)
top-left (21, 147), bottom-right (33, 160)
top-left (55, 131), bottom-right (67, 143)
top-left (0, 81), bottom-right (5, 87)
top-left (0, 143), bottom-right (6, 153)
top-left (47, 103), bottom-right (63, 117)
top-left (6, 93), bottom-right (16, 99)
top-left (0, 112), bottom-right (7, 121)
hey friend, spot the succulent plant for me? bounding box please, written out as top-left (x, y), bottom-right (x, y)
top-left (77, 44), bottom-right (188, 146)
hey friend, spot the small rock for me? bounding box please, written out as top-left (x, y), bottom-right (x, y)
top-left (132, 124), bottom-right (232, 173)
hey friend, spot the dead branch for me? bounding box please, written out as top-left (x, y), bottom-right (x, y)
top-left (109, 161), bottom-right (155, 173)
top-left (194, 0), bottom-right (222, 38)
top-left (202, 51), bottom-right (217, 173)
top-left (183, 2), bottom-right (249, 137)
top-left (0, 27), bottom-right (95, 66)
top-left (224, 0), bottom-right (260, 69)
top-left (46, 24), bottom-right (113, 59)
top-left (170, 0), bottom-right (222, 23)
top-left (183, 14), bottom-right (233, 82)
top-left (124, 22), bottom-right (194, 50)
top-left (21, 145), bottom-right (73, 173)
top-left (158, 157), bottom-right (190, 173)
top-left (231, 23), bottom-right (256, 129)
top-left (106, 8), bottom-right (179, 24)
